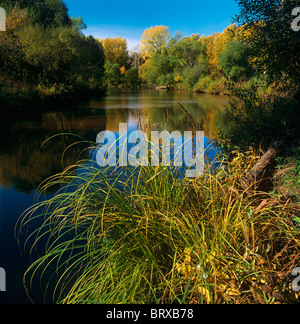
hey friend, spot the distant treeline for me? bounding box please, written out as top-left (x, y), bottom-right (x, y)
top-left (100, 24), bottom-right (255, 94)
top-left (0, 0), bottom-right (261, 104)
top-left (1, 0), bottom-right (300, 113)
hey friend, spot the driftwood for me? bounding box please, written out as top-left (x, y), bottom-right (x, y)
top-left (241, 141), bottom-right (285, 189)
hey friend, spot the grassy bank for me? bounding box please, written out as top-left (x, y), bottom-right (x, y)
top-left (18, 146), bottom-right (300, 304)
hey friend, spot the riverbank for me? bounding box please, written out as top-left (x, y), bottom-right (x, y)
top-left (0, 84), bottom-right (106, 114)
top-left (2, 87), bottom-right (299, 304)
top-left (18, 144), bottom-right (300, 304)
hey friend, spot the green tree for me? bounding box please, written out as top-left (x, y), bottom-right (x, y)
top-left (0, 5), bottom-right (105, 94)
top-left (125, 67), bottom-right (141, 88)
top-left (235, 0), bottom-right (300, 89)
top-left (182, 63), bottom-right (207, 89)
top-left (78, 36), bottom-right (105, 89)
top-left (17, 25), bottom-right (104, 87)
top-left (218, 40), bottom-right (253, 81)
top-left (139, 54), bottom-right (178, 86)
top-left (170, 34), bottom-right (207, 69)
top-left (104, 62), bottom-right (122, 87)
top-left (0, 0), bottom-right (71, 27)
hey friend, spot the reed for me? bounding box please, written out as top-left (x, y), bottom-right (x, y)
top-left (17, 145), bottom-right (300, 304)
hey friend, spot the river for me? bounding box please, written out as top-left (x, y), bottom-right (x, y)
top-left (0, 89), bottom-right (228, 304)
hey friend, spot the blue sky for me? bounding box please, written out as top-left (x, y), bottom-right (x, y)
top-left (65, 0), bottom-right (240, 50)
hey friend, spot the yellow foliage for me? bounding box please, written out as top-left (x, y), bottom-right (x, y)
top-left (174, 74), bottom-right (183, 83)
top-left (198, 287), bottom-right (212, 304)
top-left (204, 24), bottom-right (239, 73)
top-left (100, 36), bottom-right (129, 67)
top-left (120, 66), bottom-right (126, 75)
top-left (140, 25), bottom-right (170, 59)
top-left (2, 7), bottom-right (30, 34)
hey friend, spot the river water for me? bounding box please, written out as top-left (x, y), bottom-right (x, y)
top-left (0, 89), bottom-right (228, 304)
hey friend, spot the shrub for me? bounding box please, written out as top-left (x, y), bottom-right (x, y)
top-left (194, 76), bottom-right (227, 95)
top-left (193, 76), bottom-right (213, 93)
top-left (205, 78), bottom-right (227, 95)
top-left (224, 80), bottom-right (298, 147)
top-left (125, 67), bottom-right (141, 88)
top-left (181, 63), bottom-right (207, 89)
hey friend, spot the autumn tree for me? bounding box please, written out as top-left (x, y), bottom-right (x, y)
top-left (204, 24), bottom-right (238, 75)
top-left (101, 37), bottom-right (129, 68)
top-left (140, 26), bottom-right (171, 59)
top-left (0, 0), bottom-right (72, 27)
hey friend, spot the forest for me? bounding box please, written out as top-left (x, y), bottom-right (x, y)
top-left (1, 0), bottom-right (300, 304)
top-left (0, 0), bottom-right (247, 98)
top-left (1, 0), bottom-right (299, 106)
top-left (0, 0), bottom-right (105, 108)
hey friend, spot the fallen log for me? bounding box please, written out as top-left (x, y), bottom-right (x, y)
top-left (241, 140), bottom-right (285, 189)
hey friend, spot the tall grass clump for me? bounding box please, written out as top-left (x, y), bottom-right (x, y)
top-left (18, 145), bottom-right (300, 304)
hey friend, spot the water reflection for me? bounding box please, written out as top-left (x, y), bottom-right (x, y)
top-left (0, 89), bottom-right (227, 193)
top-left (79, 90), bottom-right (227, 139)
top-left (0, 89), bottom-right (227, 304)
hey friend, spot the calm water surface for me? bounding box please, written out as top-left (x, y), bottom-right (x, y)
top-left (0, 89), bottom-right (228, 304)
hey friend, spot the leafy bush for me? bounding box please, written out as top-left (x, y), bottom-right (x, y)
top-left (124, 67), bottom-right (141, 88)
top-left (224, 80), bottom-right (298, 147)
top-left (193, 76), bottom-right (227, 94)
top-left (205, 78), bottom-right (227, 95)
top-left (181, 63), bottom-right (207, 89)
top-left (193, 76), bottom-right (213, 93)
